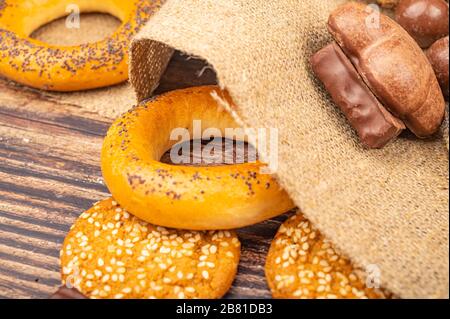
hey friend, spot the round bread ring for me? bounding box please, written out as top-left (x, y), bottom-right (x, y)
top-left (0, 0), bottom-right (159, 91)
top-left (101, 86), bottom-right (295, 230)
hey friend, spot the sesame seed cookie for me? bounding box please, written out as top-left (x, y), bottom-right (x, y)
top-left (60, 198), bottom-right (240, 299)
top-left (265, 213), bottom-right (391, 299)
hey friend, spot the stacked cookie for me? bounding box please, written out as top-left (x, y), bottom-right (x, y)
top-left (60, 198), bottom-right (240, 299)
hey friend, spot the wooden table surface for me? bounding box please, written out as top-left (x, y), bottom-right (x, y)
top-left (0, 51), bottom-right (293, 299)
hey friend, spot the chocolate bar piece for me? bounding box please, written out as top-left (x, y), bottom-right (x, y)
top-left (50, 287), bottom-right (87, 299)
top-left (311, 42), bottom-right (405, 148)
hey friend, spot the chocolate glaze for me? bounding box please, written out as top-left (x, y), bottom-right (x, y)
top-left (396, 0), bottom-right (449, 48)
top-left (427, 36), bottom-right (449, 98)
top-left (328, 2), bottom-right (445, 138)
top-left (50, 287), bottom-right (87, 299)
top-left (311, 42), bottom-right (405, 149)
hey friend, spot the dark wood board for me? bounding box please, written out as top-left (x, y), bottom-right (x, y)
top-left (0, 51), bottom-right (293, 299)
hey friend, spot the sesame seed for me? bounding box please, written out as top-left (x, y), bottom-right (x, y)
top-left (160, 247), bottom-right (171, 254)
top-left (202, 270), bottom-right (209, 279)
top-left (226, 251), bottom-right (234, 258)
top-left (182, 243), bottom-right (194, 249)
top-left (137, 273), bottom-right (146, 279)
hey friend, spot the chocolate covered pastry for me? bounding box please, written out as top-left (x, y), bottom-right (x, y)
top-left (395, 0), bottom-right (449, 49)
top-left (311, 43), bottom-right (405, 148)
top-left (427, 36), bottom-right (449, 98)
top-left (311, 2), bottom-right (445, 148)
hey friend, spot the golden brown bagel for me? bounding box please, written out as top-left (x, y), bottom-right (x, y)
top-left (0, 0), bottom-right (160, 91)
top-left (101, 86), bottom-right (295, 230)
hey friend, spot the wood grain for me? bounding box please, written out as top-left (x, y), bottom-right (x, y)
top-left (0, 51), bottom-right (293, 299)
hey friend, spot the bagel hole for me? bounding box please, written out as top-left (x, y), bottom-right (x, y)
top-left (155, 52), bottom-right (218, 95)
top-left (161, 138), bottom-right (258, 167)
top-left (30, 13), bottom-right (121, 46)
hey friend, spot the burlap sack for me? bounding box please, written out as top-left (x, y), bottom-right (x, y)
top-left (129, 0), bottom-right (449, 298)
